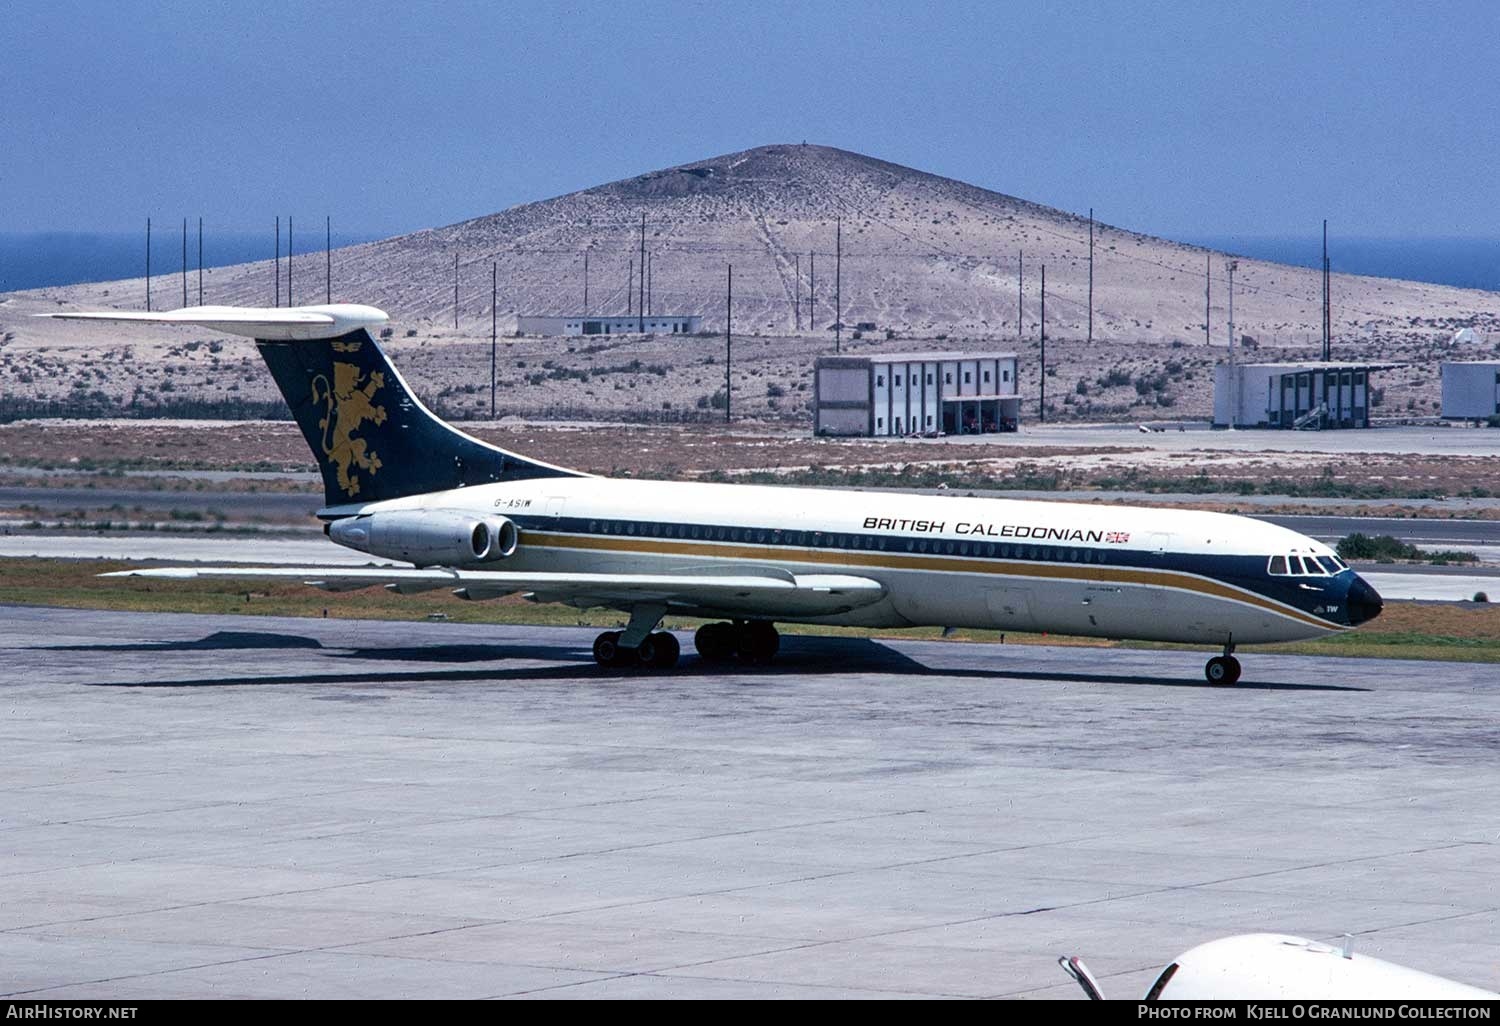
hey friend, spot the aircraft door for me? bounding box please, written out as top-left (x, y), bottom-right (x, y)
top-left (986, 587), bottom-right (1036, 631)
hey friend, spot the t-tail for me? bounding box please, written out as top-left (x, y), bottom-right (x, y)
top-left (37, 304), bottom-right (581, 507)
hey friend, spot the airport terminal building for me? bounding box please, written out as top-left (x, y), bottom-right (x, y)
top-left (517, 314), bottom-right (702, 336)
top-left (1212, 361), bottom-right (1397, 429)
top-left (1441, 361), bottom-right (1500, 420)
top-left (814, 351), bottom-right (1021, 437)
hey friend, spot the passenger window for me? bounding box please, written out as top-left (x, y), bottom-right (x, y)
top-left (1268, 556), bottom-right (1288, 575)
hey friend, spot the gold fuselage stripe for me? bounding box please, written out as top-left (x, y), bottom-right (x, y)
top-left (521, 530), bottom-right (1343, 632)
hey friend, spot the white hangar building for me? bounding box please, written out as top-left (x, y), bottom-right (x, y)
top-left (1441, 361), bottom-right (1500, 420)
top-left (517, 314), bottom-right (702, 337)
top-left (814, 352), bottom-right (1021, 437)
top-left (1212, 361), bottom-right (1398, 429)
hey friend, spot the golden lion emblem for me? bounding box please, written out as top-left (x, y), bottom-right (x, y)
top-left (311, 362), bottom-right (387, 497)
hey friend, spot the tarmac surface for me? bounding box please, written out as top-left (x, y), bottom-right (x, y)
top-left (3, 606), bottom-right (1499, 999)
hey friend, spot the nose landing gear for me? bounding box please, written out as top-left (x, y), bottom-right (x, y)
top-left (1204, 641), bottom-right (1241, 685)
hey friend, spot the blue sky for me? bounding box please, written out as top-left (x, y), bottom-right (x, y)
top-left (6, 1), bottom-right (1498, 240)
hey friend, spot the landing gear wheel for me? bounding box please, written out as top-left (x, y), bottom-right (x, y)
top-left (1205, 655), bottom-right (1242, 685)
top-left (694, 622), bottom-right (737, 663)
top-left (648, 631), bottom-right (681, 669)
top-left (593, 631), bottom-right (623, 667)
top-left (738, 621), bottom-right (780, 665)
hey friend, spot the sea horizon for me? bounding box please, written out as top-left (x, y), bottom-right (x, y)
top-left (3, 229), bottom-right (1497, 296)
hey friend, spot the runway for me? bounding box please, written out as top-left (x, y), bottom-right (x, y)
top-left (3, 606), bottom-right (1498, 999)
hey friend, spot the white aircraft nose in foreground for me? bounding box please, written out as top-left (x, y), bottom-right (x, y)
top-left (1063, 933), bottom-right (1498, 1000)
top-left (43, 304), bottom-right (1383, 682)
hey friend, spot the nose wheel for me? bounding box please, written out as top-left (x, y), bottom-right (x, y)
top-left (1205, 654), bottom-right (1241, 685)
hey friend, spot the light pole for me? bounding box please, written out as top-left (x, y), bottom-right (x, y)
top-left (1226, 259), bottom-right (1238, 430)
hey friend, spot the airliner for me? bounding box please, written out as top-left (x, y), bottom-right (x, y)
top-left (42, 303), bottom-right (1383, 684)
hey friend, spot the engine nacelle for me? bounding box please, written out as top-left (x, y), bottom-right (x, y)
top-left (328, 511), bottom-right (518, 566)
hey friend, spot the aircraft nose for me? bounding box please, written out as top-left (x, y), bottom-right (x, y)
top-left (1346, 575), bottom-right (1383, 626)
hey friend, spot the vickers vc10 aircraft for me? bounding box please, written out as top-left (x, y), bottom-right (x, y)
top-left (43, 304), bottom-right (1384, 683)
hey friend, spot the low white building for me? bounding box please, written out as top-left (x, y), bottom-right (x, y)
top-left (1212, 361), bottom-right (1397, 429)
top-left (1441, 361), bottom-right (1500, 420)
top-left (815, 351), bottom-right (1021, 437)
top-left (517, 314), bottom-right (701, 336)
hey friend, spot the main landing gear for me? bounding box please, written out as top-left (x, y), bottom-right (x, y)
top-left (694, 620), bottom-right (780, 665)
top-left (592, 629), bottom-right (681, 669)
top-left (1204, 640), bottom-right (1241, 685)
top-left (590, 619), bottom-right (780, 671)
top-left (593, 602), bottom-right (681, 670)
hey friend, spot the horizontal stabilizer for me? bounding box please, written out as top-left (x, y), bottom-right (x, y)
top-left (101, 566), bottom-right (887, 618)
top-left (36, 304), bottom-right (388, 341)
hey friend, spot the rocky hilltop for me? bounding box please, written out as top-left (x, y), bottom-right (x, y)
top-left (4, 144), bottom-right (1499, 423)
top-left (13, 143), bottom-right (1500, 343)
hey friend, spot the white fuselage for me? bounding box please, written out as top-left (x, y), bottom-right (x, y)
top-left (328, 476), bottom-right (1359, 647)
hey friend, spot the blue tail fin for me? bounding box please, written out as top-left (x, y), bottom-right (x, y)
top-left (256, 329), bottom-right (578, 506)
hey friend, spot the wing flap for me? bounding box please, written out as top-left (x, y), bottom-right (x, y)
top-left (101, 567), bottom-right (886, 616)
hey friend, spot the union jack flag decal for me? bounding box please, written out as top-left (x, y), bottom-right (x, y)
top-left (1104, 531), bottom-right (1131, 544)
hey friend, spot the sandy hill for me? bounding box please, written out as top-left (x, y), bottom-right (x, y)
top-left (4, 144), bottom-right (1500, 424)
top-left (11, 143), bottom-right (1500, 343)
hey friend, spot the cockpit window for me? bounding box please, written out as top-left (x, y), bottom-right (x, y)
top-left (1271, 553), bottom-right (1341, 577)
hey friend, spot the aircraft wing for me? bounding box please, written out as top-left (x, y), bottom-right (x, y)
top-left (36, 304), bottom-right (388, 341)
top-left (100, 566), bottom-right (887, 618)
